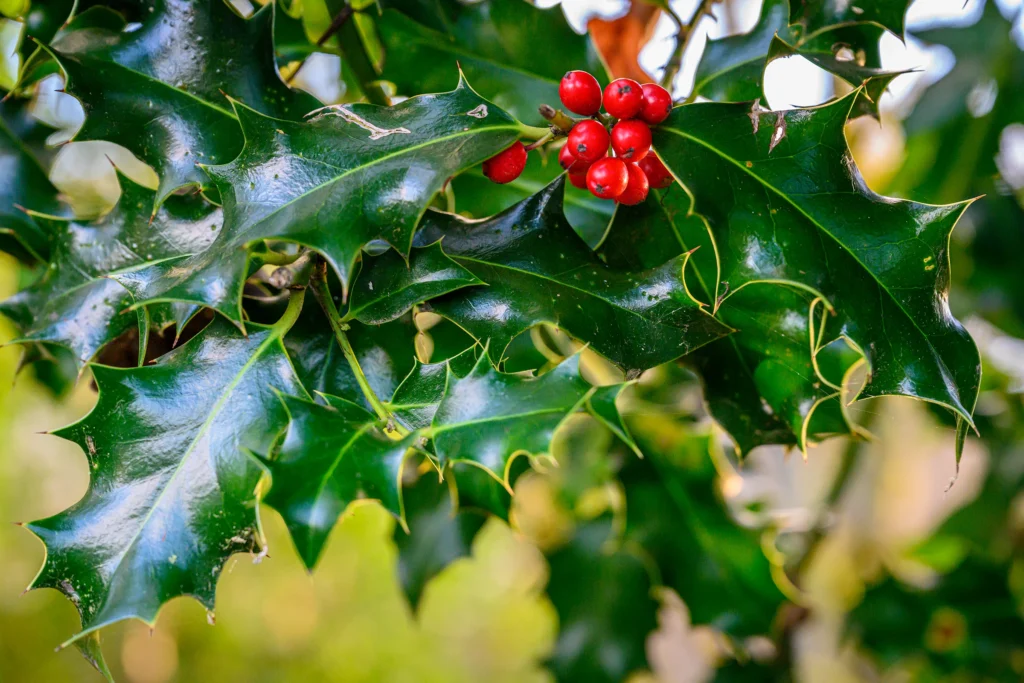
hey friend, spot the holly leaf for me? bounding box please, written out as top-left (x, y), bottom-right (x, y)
top-left (387, 346), bottom-right (477, 431)
top-left (284, 300), bottom-right (417, 412)
top-left (25, 294), bottom-right (308, 644)
top-left (259, 393), bottom-right (416, 569)
top-left (788, 0), bottom-right (911, 39)
top-left (599, 175), bottom-right (861, 453)
top-left (653, 94), bottom-right (980, 445)
top-left (0, 99), bottom-right (63, 261)
top-left (112, 77), bottom-right (522, 321)
top-left (2, 173), bottom-right (221, 365)
top-left (347, 242), bottom-right (483, 325)
top-left (415, 176), bottom-right (731, 371)
top-left (430, 351), bottom-right (611, 483)
top-left (46, 0), bottom-right (319, 205)
top-left (692, 0), bottom-right (790, 103)
top-left (376, 0), bottom-right (606, 125)
top-left (693, 284), bottom-right (863, 454)
top-left (545, 521), bottom-right (660, 683)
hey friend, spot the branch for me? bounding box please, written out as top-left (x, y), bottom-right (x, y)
top-left (309, 258), bottom-right (406, 433)
top-left (660, 0), bottom-right (718, 91)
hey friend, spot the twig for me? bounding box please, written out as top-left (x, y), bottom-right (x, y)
top-left (309, 259), bottom-right (406, 433)
top-left (660, 0), bottom-right (718, 91)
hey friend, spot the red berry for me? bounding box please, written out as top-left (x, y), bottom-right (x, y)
top-left (603, 78), bottom-right (643, 119)
top-left (567, 119), bottom-right (609, 164)
top-left (568, 171), bottom-right (588, 189)
top-left (559, 70), bottom-right (602, 116)
top-left (558, 143), bottom-right (593, 173)
top-left (639, 83), bottom-right (672, 125)
top-left (617, 163), bottom-right (650, 205)
top-left (482, 141), bottom-right (528, 184)
top-left (586, 158), bottom-right (629, 199)
top-left (637, 153), bottom-right (673, 189)
top-left (610, 120), bottom-right (652, 161)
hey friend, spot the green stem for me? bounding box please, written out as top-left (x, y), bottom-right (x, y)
top-left (273, 285), bottom-right (307, 336)
top-left (309, 260), bottom-right (405, 432)
top-left (519, 122), bottom-right (552, 139)
top-left (661, 0), bottom-right (717, 91)
top-left (524, 131), bottom-right (553, 151)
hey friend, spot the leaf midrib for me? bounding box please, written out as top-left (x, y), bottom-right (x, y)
top-left (662, 124), bottom-right (964, 411)
top-left (95, 329), bottom-right (283, 615)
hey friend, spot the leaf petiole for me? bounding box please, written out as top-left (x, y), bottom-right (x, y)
top-left (309, 259), bottom-right (408, 434)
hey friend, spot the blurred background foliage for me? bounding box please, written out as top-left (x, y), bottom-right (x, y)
top-left (1, 0), bottom-right (1023, 681)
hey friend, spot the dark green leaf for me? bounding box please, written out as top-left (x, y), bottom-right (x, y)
top-left (377, 0), bottom-right (606, 125)
top-left (387, 346), bottom-right (476, 431)
top-left (113, 78), bottom-right (522, 321)
top-left (0, 99), bottom-right (63, 261)
top-left (2, 174), bottom-right (221, 365)
top-left (430, 352), bottom-right (594, 482)
top-left (545, 521), bottom-right (659, 683)
top-left (693, 284), bottom-right (862, 454)
top-left (347, 242), bottom-right (483, 325)
top-left (415, 176), bottom-right (731, 371)
top-left (587, 384), bottom-right (642, 457)
top-left (284, 300), bottom-right (417, 412)
top-left (47, 0), bottom-right (319, 205)
top-left (260, 393), bottom-right (415, 569)
top-left (26, 294), bottom-right (308, 643)
top-left (654, 94), bottom-right (980, 438)
top-left (595, 182), bottom-right (718, 304)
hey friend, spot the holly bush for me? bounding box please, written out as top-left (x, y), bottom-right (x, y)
top-left (1, 0), bottom-right (1022, 681)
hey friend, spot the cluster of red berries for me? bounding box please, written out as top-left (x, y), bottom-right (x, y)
top-left (557, 72), bottom-right (672, 204)
top-left (481, 71), bottom-right (675, 204)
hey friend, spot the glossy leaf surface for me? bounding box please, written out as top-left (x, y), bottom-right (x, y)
top-left (260, 393), bottom-right (414, 569)
top-left (2, 175), bottom-right (221, 364)
top-left (415, 176), bottom-right (731, 371)
top-left (653, 94), bottom-right (980, 431)
top-left (284, 302), bottom-right (417, 412)
top-left (115, 79), bottom-right (521, 320)
top-left (430, 353), bottom-right (592, 481)
top-left (49, 0), bottom-right (319, 204)
top-left (387, 347), bottom-right (476, 431)
top-left (377, 0), bottom-right (606, 125)
top-left (347, 242), bottom-right (482, 325)
top-left (0, 100), bottom-right (62, 261)
top-left (27, 297), bottom-right (307, 641)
